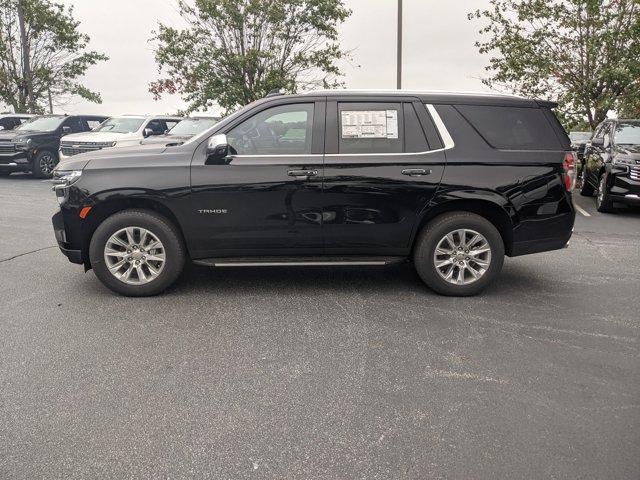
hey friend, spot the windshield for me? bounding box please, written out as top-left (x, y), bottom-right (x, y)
top-left (615, 123), bottom-right (640, 145)
top-left (15, 116), bottom-right (65, 132)
top-left (168, 118), bottom-right (219, 136)
top-left (569, 131), bottom-right (591, 142)
top-left (94, 117), bottom-right (144, 133)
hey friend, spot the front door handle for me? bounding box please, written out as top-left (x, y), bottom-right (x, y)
top-left (402, 168), bottom-right (431, 177)
top-left (288, 169), bottom-right (318, 178)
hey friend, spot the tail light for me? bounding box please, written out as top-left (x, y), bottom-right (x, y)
top-left (562, 152), bottom-right (577, 191)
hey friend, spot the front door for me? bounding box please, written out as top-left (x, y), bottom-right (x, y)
top-left (189, 99), bottom-right (325, 258)
top-left (322, 98), bottom-right (447, 255)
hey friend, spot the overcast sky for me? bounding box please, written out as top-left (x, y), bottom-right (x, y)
top-left (56, 0), bottom-right (492, 116)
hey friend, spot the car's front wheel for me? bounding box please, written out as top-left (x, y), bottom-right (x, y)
top-left (31, 150), bottom-right (58, 179)
top-left (414, 212), bottom-right (505, 296)
top-left (595, 173), bottom-right (615, 213)
top-left (89, 209), bottom-right (185, 296)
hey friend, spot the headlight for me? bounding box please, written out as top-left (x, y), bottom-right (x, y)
top-left (13, 137), bottom-right (32, 150)
top-left (52, 169), bottom-right (82, 187)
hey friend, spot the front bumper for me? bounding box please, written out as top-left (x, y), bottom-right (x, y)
top-left (0, 151), bottom-right (30, 172)
top-left (52, 209), bottom-right (84, 264)
top-left (608, 165), bottom-right (640, 205)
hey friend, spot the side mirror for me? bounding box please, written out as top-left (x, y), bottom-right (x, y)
top-left (0, 126), bottom-right (4, 131)
top-left (206, 134), bottom-right (230, 165)
top-left (62, 126), bottom-right (72, 135)
top-left (143, 128), bottom-right (155, 138)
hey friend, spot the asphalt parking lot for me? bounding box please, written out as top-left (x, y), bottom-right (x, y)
top-left (1, 174), bottom-right (638, 479)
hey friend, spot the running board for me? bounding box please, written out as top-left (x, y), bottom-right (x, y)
top-left (193, 256), bottom-right (406, 268)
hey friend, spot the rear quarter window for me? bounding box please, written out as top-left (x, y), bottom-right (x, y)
top-left (456, 105), bottom-right (562, 151)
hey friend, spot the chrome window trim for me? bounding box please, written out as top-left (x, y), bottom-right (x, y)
top-left (425, 104), bottom-right (455, 150)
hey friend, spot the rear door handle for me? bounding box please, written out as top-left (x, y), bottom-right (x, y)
top-left (402, 168), bottom-right (431, 177)
top-left (288, 169), bottom-right (318, 178)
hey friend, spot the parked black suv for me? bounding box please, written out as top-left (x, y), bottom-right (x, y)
top-left (51, 91), bottom-right (575, 297)
top-left (0, 114), bottom-right (107, 178)
top-left (580, 119), bottom-right (640, 212)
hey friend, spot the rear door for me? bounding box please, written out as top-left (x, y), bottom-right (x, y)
top-left (188, 98), bottom-right (326, 258)
top-left (322, 97), bottom-right (447, 255)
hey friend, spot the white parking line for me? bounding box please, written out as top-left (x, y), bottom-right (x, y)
top-left (573, 201), bottom-right (591, 217)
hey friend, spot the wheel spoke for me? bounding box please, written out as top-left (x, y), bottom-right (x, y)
top-left (433, 228), bottom-right (492, 286)
top-left (125, 227), bottom-right (136, 246)
top-left (109, 235), bottom-right (129, 249)
top-left (104, 226), bottom-right (165, 285)
top-left (108, 259), bottom-right (127, 271)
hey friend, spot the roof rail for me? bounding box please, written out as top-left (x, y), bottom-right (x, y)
top-left (265, 89), bottom-right (284, 98)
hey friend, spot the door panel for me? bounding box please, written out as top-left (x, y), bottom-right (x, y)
top-left (188, 101), bottom-right (325, 258)
top-left (322, 100), bottom-right (446, 255)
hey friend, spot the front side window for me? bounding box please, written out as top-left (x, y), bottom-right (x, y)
top-left (614, 122), bottom-right (640, 145)
top-left (338, 103), bottom-right (403, 154)
top-left (63, 117), bottom-right (85, 133)
top-left (227, 103), bottom-right (314, 155)
top-left (169, 118), bottom-right (219, 136)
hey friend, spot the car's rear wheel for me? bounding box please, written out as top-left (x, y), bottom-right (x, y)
top-left (89, 209), bottom-right (185, 296)
top-left (595, 173), bottom-right (615, 213)
top-left (414, 212), bottom-right (505, 296)
top-left (31, 150), bottom-right (58, 179)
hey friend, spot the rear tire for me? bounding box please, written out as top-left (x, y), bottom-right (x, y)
top-left (89, 209), bottom-right (185, 296)
top-left (595, 173), bottom-right (615, 213)
top-left (414, 212), bottom-right (505, 296)
top-left (31, 150), bottom-right (58, 179)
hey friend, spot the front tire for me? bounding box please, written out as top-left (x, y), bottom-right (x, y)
top-left (89, 209), bottom-right (185, 296)
top-left (595, 173), bottom-right (615, 213)
top-left (31, 150), bottom-right (58, 179)
top-left (414, 212), bottom-right (505, 296)
top-left (579, 171), bottom-right (594, 196)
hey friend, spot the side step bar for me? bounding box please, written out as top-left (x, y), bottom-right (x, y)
top-left (193, 256), bottom-right (407, 268)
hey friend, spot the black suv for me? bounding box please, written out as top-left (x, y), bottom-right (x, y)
top-left (0, 114), bottom-right (107, 178)
top-left (580, 119), bottom-right (640, 212)
top-left (51, 91), bottom-right (575, 297)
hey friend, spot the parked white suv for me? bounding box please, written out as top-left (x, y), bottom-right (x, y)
top-left (58, 115), bottom-right (182, 161)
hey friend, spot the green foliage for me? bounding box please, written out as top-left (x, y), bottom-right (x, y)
top-left (150, 0), bottom-right (351, 113)
top-left (469, 0), bottom-right (640, 130)
top-left (0, 0), bottom-right (108, 113)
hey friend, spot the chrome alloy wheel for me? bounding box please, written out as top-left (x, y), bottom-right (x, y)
top-left (433, 229), bottom-right (492, 285)
top-left (39, 153), bottom-right (57, 175)
top-left (103, 227), bottom-right (166, 285)
top-left (597, 175), bottom-right (605, 206)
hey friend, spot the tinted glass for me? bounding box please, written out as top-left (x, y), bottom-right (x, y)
top-left (338, 102), bottom-right (403, 154)
top-left (64, 117), bottom-right (85, 133)
top-left (614, 122), bottom-right (640, 145)
top-left (457, 105), bottom-right (561, 150)
top-left (86, 119), bottom-right (103, 130)
top-left (404, 103), bottom-right (429, 152)
top-left (146, 120), bottom-right (167, 135)
top-left (228, 103), bottom-right (314, 155)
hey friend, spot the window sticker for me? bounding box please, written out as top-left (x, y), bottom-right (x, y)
top-left (341, 110), bottom-right (398, 139)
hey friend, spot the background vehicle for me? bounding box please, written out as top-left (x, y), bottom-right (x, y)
top-left (569, 130), bottom-right (592, 166)
top-left (0, 113), bottom-right (34, 131)
top-left (580, 119), bottom-right (640, 212)
top-left (52, 90), bottom-right (575, 297)
top-left (58, 115), bottom-right (182, 162)
top-left (140, 117), bottom-right (220, 145)
top-left (0, 114), bottom-right (107, 178)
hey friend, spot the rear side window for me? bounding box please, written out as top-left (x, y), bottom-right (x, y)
top-left (338, 102), bottom-right (403, 154)
top-left (456, 105), bottom-right (561, 150)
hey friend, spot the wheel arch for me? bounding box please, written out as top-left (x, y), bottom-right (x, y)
top-left (412, 196), bottom-right (515, 256)
top-left (80, 197), bottom-right (188, 268)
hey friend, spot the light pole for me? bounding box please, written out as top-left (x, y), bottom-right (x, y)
top-left (397, 0), bottom-right (402, 90)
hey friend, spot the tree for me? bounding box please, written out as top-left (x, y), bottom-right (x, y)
top-left (0, 0), bottom-right (108, 113)
top-left (469, 0), bottom-right (640, 130)
top-left (150, 0), bottom-right (351, 113)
